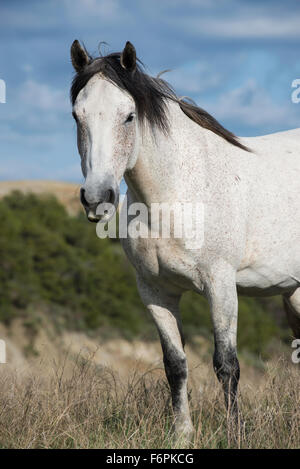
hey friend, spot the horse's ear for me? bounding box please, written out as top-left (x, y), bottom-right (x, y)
top-left (120, 41), bottom-right (136, 72)
top-left (71, 40), bottom-right (90, 72)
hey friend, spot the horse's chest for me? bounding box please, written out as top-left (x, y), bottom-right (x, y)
top-left (122, 235), bottom-right (200, 291)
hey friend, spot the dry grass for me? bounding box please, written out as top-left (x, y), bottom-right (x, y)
top-left (0, 352), bottom-right (299, 449)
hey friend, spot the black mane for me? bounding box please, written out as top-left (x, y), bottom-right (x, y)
top-left (70, 50), bottom-right (249, 152)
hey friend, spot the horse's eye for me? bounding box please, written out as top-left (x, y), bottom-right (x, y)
top-left (125, 113), bottom-right (135, 124)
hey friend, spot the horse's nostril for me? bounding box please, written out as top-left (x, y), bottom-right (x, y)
top-left (80, 188), bottom-right (88, 207)
top-left (106, 189), bottom-right (115, 205)
top-left (80, 187), bottom-right (116, 210)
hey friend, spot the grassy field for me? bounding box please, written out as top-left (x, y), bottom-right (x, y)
top-left (0, 349), bottom-right (299, 449)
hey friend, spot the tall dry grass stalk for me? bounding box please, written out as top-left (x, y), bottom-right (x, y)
top-left (0, 352), bottom-right (299, 449)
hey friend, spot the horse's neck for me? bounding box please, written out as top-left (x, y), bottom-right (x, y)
top-left (125, 101), bottom-right (211, 205)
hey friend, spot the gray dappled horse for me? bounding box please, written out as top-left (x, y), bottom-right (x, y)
top-left (70, 40), bottom-right (300, 439)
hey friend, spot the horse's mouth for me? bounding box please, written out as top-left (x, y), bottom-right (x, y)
top-left (86, 200), bottom-right (118, 224)
top-left (81, 187), bottom-right (119, 224)
top-left (87, 210), bottom-right (113, 223)
top-left (87, 209), bottom-right (101, 223)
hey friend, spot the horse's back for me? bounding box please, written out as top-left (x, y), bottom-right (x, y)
top-left (243, 127), bottom-right (300, 156)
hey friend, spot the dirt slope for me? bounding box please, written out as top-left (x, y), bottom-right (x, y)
top-left (0, 180), bottom-right (83, 215)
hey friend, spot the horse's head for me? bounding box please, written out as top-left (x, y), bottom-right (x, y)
top-left (70, 40), bottom-right (139, 222)
top-left (71, 39), bottom-right (250, 223)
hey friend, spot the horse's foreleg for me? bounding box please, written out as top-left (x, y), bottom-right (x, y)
top-left (205, 261), bottom-right (240, 424)
top-left (137, 276), bottom-right (194, 440)
top-left (283, 288), bottom-right (300, 339)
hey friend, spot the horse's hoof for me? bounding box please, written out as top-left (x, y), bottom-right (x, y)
top-left (172, 422), bottom-right (195, 447)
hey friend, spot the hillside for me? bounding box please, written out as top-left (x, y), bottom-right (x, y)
top-left (0, 180), bottom-right (83, 215)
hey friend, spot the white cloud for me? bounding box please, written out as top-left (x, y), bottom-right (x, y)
top-left (167, 1), bottom-right (300, 39)
top-left (21, 64), bottom-right (33, 74)
top-left (77, 0), bottom-right (120, 17)
top-left (62, 0), bottom-right (129, 24)
top-left (0, 79), bottom-right (70, 134)
top-left (165, 61), bottom-right (221, 95)
top-left (18, 80), bottom-right (68, 112)
top-left (182, 16), bottom-right (300, 39)
top-left (207, 79), bottom-right (299, 130)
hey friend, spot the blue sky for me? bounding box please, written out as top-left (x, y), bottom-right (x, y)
top-left (0, 0), bottom-right (299, 182)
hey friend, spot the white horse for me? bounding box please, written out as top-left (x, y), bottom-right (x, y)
top-left (70, 40), bottom-right (300, 439)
